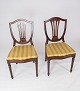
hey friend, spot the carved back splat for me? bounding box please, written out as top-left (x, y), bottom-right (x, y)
top-left (9, 19), bottom-right (34, 46)
top-left (17, 22), bottom-right (26, 42)
top-left (44, 17), bottom-right (67, 42)
top-left (50, 19), bottom-right (60, 41)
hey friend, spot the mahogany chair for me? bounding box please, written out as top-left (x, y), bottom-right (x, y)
top-left (7, 19), bottom-right (38, 79)
top-left (44, 17), bottom-right (76, 76)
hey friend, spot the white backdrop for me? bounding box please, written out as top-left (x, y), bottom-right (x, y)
top-left (0, 0), bottom-right (80, 91)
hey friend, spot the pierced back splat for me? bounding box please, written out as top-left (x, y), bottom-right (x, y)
top-left (50, 20), bottom-right (60, 41)
top-left (44, 17), bottom-right (67, 42)
top-left (9, 19), bottom-right (34, 45)
top-left (17, 22), bottom-right (26, 42)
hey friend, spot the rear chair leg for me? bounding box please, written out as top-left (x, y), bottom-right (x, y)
top-left (45, 54), bottom-right (47, 61)
top-left (35, 60), bottom-right (38, 77)
top-left (7, 61), bottom-right (13, 79)
top-left (70, 55), bottom-right (75, 72)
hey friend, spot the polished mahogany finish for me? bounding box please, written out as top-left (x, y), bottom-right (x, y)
top-left (7, 19), bottom-right (38, 79)
top-left (44, 17), bottom-right (76, 76)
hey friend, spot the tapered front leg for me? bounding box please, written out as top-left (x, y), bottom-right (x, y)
top-left (7, 61), bottom-right (13, 79)
top-left (48, 60), bottom-right (50, 76)
top-left (70, 55), bottom-right (76, 72)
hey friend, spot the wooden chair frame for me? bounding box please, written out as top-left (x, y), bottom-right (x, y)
top-left (44, 17), bottom-right (76, 76)
top-left (7, 19), bottom-right (38, 79)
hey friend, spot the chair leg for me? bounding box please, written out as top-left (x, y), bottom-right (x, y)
top-left (47, 60), bottom-right (50, 76)
top-left (7, 61), bottom-right (13, 79)
top-left (70, 55), bottom-right (75, 72)
top-left (45, 56), bottom-right (46, 61)
top-left (35, 60), bottom-right (38, 77)
top-left (45, 54), bottom-right (47, 61)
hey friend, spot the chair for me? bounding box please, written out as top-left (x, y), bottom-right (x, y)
top-left (44, 17), bottom-right (76, 76)
top-left (7, 19), bottom-right (38, 79)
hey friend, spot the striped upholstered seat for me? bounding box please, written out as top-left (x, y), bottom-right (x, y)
top-left (46, 42), bottom-right (75, 57)
top-left (7, 45), bottom-right (37, 60)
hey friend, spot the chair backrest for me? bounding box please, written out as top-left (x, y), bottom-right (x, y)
top-left (9, 19), bottom-right (34, 46)
top-left (44, 17), bottom-right (67, 43)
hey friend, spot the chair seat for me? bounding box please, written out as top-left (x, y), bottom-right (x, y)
top-left (7, 45), bottom-right (37, 60)
top-left (46, 42), bottom-right (76, 57)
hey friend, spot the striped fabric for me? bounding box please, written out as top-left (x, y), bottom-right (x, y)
top-left (46, 42), bottom-right (76, 57)
top-left (7, 45), bottom-right (37, 60)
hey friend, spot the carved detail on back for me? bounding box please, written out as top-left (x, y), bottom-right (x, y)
top-left (50, 20), bottom-right (60, 41)
top-left (17, 22), bottom-right (26, 42)
top-left (44, 17), bottom-right (67, 42)
top-left (9, 19), bottom-right (34, 46)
